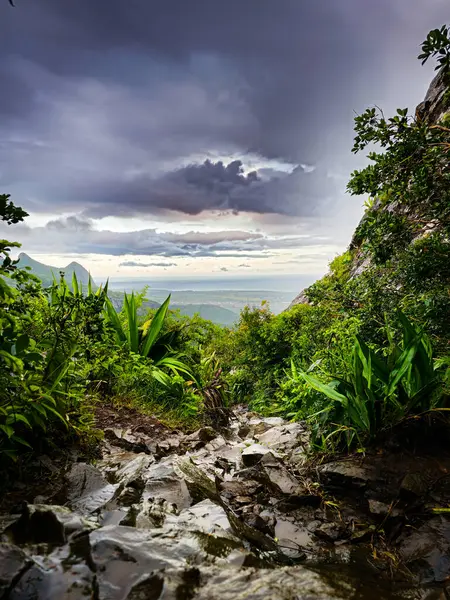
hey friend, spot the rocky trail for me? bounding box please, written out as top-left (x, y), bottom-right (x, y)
top-left (1, 408), bottom-right (450, 599)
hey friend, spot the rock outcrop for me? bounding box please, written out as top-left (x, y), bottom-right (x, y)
top-left (289, 68), bottom-right (450, 310)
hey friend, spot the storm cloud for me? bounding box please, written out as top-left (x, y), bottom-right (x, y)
top-left (0, 218), bottom-right (335, 259)
top-left (0, 0), bottom-right (448, 262)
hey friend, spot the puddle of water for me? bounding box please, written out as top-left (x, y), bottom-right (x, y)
top-left (275, 517), bottom-right (314, 550)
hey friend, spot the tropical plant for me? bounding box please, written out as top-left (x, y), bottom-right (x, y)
top-left (104, 291), bottom-right (192, 384)
top-left (294, 313), bottom-right (445, 449)
top-left (0, 198), bottom-right (94, 458)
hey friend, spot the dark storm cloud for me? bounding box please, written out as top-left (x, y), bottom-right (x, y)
top-left (76, 161), bottom-right (337, 218)
top-left (1, 0), bottom-right (448, 221)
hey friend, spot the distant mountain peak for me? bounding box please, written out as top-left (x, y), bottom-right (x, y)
top-left (16, 253), bottom-right (94, 287)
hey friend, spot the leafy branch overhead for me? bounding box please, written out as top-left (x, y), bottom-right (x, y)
top-left (419, 25), bottom-right (450, 71)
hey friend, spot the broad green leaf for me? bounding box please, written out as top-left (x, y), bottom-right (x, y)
top-left (6, 413), bottom-right (32, 428)
top-left (398, 311), bottom-right (417, 348)
top-left (299, 371), bottom-right (348, 405)
top-left (141, 294), bottom-right (171, 358)
top-left (41, 402), bottom-right (68, 427)
top-left (407, 379), bottom-right (440, 412)
top-left (122, 292), bottom-right (139, 353)
top-left (355, 335), bottom-right (389, 384)
top-left (387, 338), bottom-right (418, 396)
top-left (151, 367), bottom-right (171, 387)
top-left (0, 424), bottom-right (14, 438)
top-left (104, 297), bottom-right (127, 344)
top-left (14, 334), bottom-right (30, 356)
top-left (97, 278), bottom-right (109, 298)
top-left (290, 359), bottom-right (298, 379)
top-left (72, 272), bottom-right (79, 295)
top-left (11, 435), bottom-right (32, 449)
top-left (0, 349), bottom-right (23, 371)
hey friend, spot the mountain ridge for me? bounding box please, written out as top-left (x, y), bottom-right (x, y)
top-left (17, 252), bottom-right (93, 287)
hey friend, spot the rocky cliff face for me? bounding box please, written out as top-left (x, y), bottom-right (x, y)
top-left (289, 69), bottom-right (450, 309)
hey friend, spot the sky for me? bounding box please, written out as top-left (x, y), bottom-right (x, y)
top-left (1, 0), bottom-right (448, 283)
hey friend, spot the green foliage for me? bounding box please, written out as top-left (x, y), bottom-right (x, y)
top-left (0, 195), bottom-right (214, 461)
top-left (418, 25), bottom-right (450, 70)
top-left (104, 291), bottom-right (193, 385)
top-left (295, 313), bottom-right (445, 450)
top-left (213, 25), bottom-right (450, 454)
top-left (0, 268), bottom-right (112, 460)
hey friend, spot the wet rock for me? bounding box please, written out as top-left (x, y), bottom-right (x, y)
top-left (259, 453), bottom-right (303, 495)
top-left (306, 520), bottom-right (322, 533)
top-left (139, 457), bottom-right (192, 512)
top-left (255, 422), bottom-right (306, 455)
top-left (368, 499), bottom-right (403, 519)
top-left (98, 509), bottom-right (131, 527)
top-left (155, 436), bottom-right (185, 458)
top-left (237, 424), bottom-right (251, 439)
top-left (116, 484), bottom-right (144, 507)
top-left (5, 505), bottom-right (67, 545)
top-left (114, 454), bottom-right (153, 487)
top-left (225, 509), bottom-right (281, 555)
top-left (88, 522), bottom-right (244, 600)
top-left (313, 522), bottom-right (347, 543)
top-left (66, 463), bottom-right (119, 513)
top-left (214, 457), bottom-right (234, 473)
top-left (89, 526), bottom-right (184, 599)
top-left (400, 472), bottom-right (429, 500)
top-left (174, 567), bottom-right (201, 600)
top-left (0, 514), bottom-right (21, 536)
top-left (195, 565), bottom-right (347, 599)
top-left (219, 480), bottom-right (260, 500)
top-left (398, 516), bottom-right (450, 584)
top-left (249, 417), bottom-right (284, 436)
top-left (174, 459), bottom-right (220, 504)
top-left (136, 498), bottom-right (178, 529)
top-left (319, 460), bottom-right (376, 489)
top-left (234, 495), bottom-right (253, 505)
top-left (350, 526), bottom-right (377, 543)
top-left (8, 556), bottom-right (95, 600)
top-left (275, 494), bottom-right (322, 512)
top-left (244, 513), bottom-right (275, 537)
top-left (241, 444), bottom-right (271, 467)
top-left (0, 543), bottom-right (32, 598)
top-left (4, 504), bottom-right (98, 546)
top-left (166, 499), bottom-right (233, 537)
top-left (125, 573), bottom-right (165, 600)
top-left (104, 428), bottom-right (151, 454)
top-left (185, 427), bottom-right (216, 444)
top-left (3, 408), bottom-right (443, 599)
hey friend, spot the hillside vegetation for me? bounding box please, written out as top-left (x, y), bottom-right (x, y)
top-left (0, 26), bottom-right (449, 465)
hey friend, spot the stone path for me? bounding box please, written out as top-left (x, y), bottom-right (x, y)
top-left (1, 408), bottom-right (448, 599)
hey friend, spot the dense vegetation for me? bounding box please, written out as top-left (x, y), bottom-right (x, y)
top-left (1, 26), bottom-right (449, 465)
top-left (212, 26), bottom-right (450, 450)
